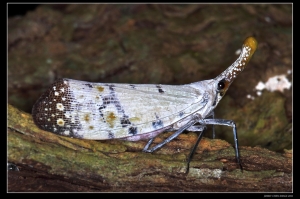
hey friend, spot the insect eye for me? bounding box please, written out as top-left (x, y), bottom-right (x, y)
top-left (217, 81), bottom-right (225, 90)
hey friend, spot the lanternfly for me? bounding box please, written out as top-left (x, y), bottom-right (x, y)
top-left (32, 37), bottom-right (258, 171)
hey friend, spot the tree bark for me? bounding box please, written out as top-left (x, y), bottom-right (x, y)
top-left (7, 104), bottom-right (292, 192)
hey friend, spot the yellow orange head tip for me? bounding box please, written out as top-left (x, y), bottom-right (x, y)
top-left (244, 37), bottom-right (258, 55)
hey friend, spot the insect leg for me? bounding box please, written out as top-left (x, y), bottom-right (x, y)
top-left (186, 126), bottom-right (206, 173)
top-left (186, 125), bottom-right (206, 131)
top-left (210, 111), bottom-right (215, 139)
top-left (202, 118), bottom-right (243, 171)
top-left (143, 114), bottom-right (202, 153)
top-left (143, 138), bottom-right (154, 151)
top-left (205, 111), bottom-right (215, 139)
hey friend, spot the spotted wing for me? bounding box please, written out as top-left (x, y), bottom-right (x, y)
top-left (32, 78), bottom-right (208, 140)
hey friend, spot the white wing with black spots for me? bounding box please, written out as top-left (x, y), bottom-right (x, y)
top-left (32, 78), bottom-right (210, 140)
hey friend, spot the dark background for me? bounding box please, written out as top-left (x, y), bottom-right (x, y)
top-left (8, 4), bottom-right (40, 17)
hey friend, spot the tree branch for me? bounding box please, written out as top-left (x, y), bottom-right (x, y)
top-left (7, 104), bottom-right (292, 192)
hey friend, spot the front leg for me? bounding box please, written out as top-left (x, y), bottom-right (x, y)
top-left (143, 117), bottom-right (242, 172)
top-left (202, 118), bottom-right (242, 171)
top-left (204, 111), bottom-right (215, 138)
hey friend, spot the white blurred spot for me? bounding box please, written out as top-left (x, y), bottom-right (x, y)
top-left (255, 74), bottom-right (291, 93)
top-left (265, 16), bottom-right (271, 23)
top-left (255, 81), bottom-right (265, 90)
top-left (246, 94), bottom-right (255, 100)
top-left (46, 58), bottom-right (52, 64)
top-left (235, 49), bottom-right (241, 55)
top-left (247, 72), bottom-right (291, 99)
top-left (256, 91), bottom-right (262, 96)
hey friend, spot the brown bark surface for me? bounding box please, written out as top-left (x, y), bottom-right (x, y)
top-left (8, 104), bottom-right (292, 192)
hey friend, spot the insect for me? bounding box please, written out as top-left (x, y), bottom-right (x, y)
top-left (32, 37), bottom-right (257, 171)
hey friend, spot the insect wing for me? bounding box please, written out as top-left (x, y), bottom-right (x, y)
top-left (32, 78), bottom-right (208, 140)
top-left (69, 79), bottom-right (208, 139)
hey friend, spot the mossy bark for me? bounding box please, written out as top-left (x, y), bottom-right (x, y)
top-left (8, 104), bottom-right (292, 192)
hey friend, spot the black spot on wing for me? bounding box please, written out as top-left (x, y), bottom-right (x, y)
top-left (129, 84), bottom-right (136, 89)
top-left (108, 131), bottom-right (115, 139)
top-left (128, 126), bottom-right (137, 135)
top-left (106, 84), bottom-right (115, 91)
top-left (120, 115), bottom-right (131, 127)
top-left (179, 111), bottom-right (184, 117)
top-left (156, 85), bottom-right (164, 93)
top-left (98, 105), bottom-right (105, 118)
top-left (85, 83), bottom-right (93, 88)
top-left (152, 113), bottom-right (164, 129)
top-left (152, 120), bottom-right (164, 129)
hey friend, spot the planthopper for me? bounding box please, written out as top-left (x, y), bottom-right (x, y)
top-left (32, 37), bottom-right (258, 171)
